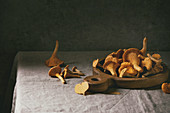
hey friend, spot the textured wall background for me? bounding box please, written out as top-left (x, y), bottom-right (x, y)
top-left (0, 0), bottom-right (170, 55)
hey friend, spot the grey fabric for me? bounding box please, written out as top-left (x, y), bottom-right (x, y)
top-left (9, 51), bottom-right (170, 113)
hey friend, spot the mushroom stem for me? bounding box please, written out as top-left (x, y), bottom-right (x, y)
top-left (147, 53), bottom-right (162, 63)
top-left (136, 72), bottom-right (140, 78)
top-left (140, 37), bottom-right (147, 56)
top-left (56, 73), bottom-right (66, 84)
top-left (103, 61), bottom-right (119, 77)
top-left (138, 54), bottom-right (145, 60)
top-left (133, 64), bottom-right (143, 73)
top-left (109, 69), bottom-right (117, 77)
top-left (48, 66), bottom-right (66, 84)
top-left (68, 74), bottom-right (81, 78)
top-left (45, 40), bottom-right (64, 67)
top-left (72, 66), bottom-right (85, 76)
top-left (142, 71), bottom-right (153, 77)
top-left (52, 40), bottom-right (59, 57)
top-left (63, 65), bottom-right (81, 78)
top-left (119, 68), bottom-right (127, 78)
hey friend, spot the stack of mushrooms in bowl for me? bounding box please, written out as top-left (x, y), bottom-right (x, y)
top-left (89, 37), bottom-right (169, 90)
top-left (93, 37), bottom-right (164, 78)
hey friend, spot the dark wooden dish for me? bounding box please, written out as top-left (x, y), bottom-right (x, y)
top-left (91, 58), bottom-right (169, 89)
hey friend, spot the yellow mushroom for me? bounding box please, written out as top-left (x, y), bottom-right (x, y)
top-left (123, 48), bottom-right (143, 73)
top-left (118, 62), bottom-right (137, 77)
top-left (62, 65), bottom-right (81, 78)
top-left (162, 83), bottom-right (170, 94)
top-left (48, 65), bottom-right (66, 84)
top-left (72, 66), bottom-right (85, 76)
top-left (103, 61), bottom-right (120, 77)
top-left (45, 40), bottom-right (64, 67)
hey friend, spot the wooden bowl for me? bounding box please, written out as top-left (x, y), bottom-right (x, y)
top-left (92, 58), bottom-right (169, 88)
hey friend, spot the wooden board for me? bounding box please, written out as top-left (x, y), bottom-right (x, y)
top-left (90, 59), bottom-right (169, 89)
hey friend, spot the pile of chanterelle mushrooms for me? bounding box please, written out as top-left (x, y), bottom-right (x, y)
top-left (93, 37), bottom-right (163, 78)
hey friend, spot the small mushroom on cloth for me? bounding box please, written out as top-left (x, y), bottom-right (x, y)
top-left (118, 62), bottom-right (137, 77)
top-left (45, 40), bottom-right (64, 67)
top-left (162, 83), bottom-right (170, 94)
top-left (62, 65), bottom-right (81, 78)
top-left (72, 66), bottom-right (85, 76)
top-left (48, 65), bottom-right (66, 84)
top-left (103, 61), bottom-right (120, 77)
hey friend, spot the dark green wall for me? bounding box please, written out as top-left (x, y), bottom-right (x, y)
top-left (0, 0), bottom-right (170, 55)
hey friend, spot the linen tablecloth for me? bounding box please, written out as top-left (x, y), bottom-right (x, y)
top-left (4, 51), bottom-right (170, 113)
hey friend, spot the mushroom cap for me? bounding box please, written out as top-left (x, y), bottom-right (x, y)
top-left (63, 65), bottom-right (80, 78)
top-left (162, 83), bottom-right (170, 94)
top-left (48, 65), bottom-right (62, 76)
top-left (104, 55), bottom-right (119, 64)
top-left (104, 49), bottom-right (124, 65)
top-left (118, 62), bottom-right (137, 75)
top-left (92, 59), bottom-right (99, 68)
top-left (72, 66), bottom-right (77, 72)
top-left (152, 54), bottom-right (161, 59)
top-left (106, 49), bottom-right (124, 61)
top-left (142, 57), bottom-right (152, 70)
top-left (46, 57), bottom-right (64, 67)
top-left (118, 62), bottom-right (132, 73)
top-left (116, 49), bottom-right (124, 58)
top-left (108, 52), bottom-right (116, 56)
top-left (103, 61), bottom-right (120, 76)
top-left (103, 61), bottom-right (120, 70)
top-left (123, 48), bottom-right (141, 65)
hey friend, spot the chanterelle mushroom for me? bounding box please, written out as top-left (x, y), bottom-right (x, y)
top-left (48, 65), bottom-right (66, 84)
top-left (141, 57), bottom-right (152, 71)
top-left (152, 53), bottom-right (161, 60)
top-left (72, 66), bottom-right (85, 76)
top-left (104, 49), bottom-right (124, 64)
top-left (118, 62), bottom-right (137, 77)
top-left (162, 83), bottom-right (170, 94)
top-left (103, 61), bottom-right (120, 77)
top-left (92, 59), bottom-right (102, 68)
top-left (123, 48), bottom-right (143, 73)
top-left (45, 40), bottom-right (64, 67)
top-left (62, 65), bottom-right (81, 78)
top-left (147, 53), bottom-right (162, 64)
